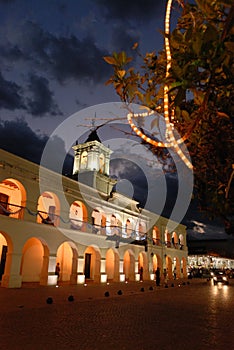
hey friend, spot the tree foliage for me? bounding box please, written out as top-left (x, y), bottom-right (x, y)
top-left (104, 0), bottom-right (234, 231)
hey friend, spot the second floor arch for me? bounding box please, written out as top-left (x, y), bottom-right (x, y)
top-left (37, 191), bottom-right (60, 226)
top-left (69, 201), bottom-right (88, 231)
top-left (0, 178), bottom-right (27, 219)
top-left (152, 226), bottom-right (161, 246)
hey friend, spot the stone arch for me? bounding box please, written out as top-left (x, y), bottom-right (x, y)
top-left (166, 255), bottom-right (173, 280)
top-left (124, 217), bottom-right (134, 238)
top-left (138, 251), bottom-right (149, 281)
top-left (69, 200), bottom-right (88, 231)
top-left (135, 220), bottom-right (147, 240)
top-left (106, 248), bottom-right (120, 282)
top-left (20, 237), bottom-right (49, 284)
top-left (56, 241), bottom-right (78, 284)
top-left (37, 191), bottom-right (60, 226)
top-left (123, 249), bottom-right (135, 281)
top-left (91, 207), bottom-right (106, 235)
top-left (173, 256), bottom-right (180, 279)
top-left (0, 178), bottom-right (27, 219)
top-left (181, 257), bottom-right (187, 278)
top-left (0, 231), bottom-right (14, 285)
top-left (152, 253), bottom-right (162, 273)
top-left (179, 234), bottom-right (184, 249)
top-left (172, 231), bottom-right (179, 248)
top-left (107, 213), bottom-right (122, 236)
top-left (165, 229), bottom-right (171, 248)
top-left (84, 245), bottom-right (101, 283)
top-left (152, 226), bottom-right (161, 246)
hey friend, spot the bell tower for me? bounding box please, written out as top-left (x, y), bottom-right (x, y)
top-left (72, 129), bottom-right (116, 197)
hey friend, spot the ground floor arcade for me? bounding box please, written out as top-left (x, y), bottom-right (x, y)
top-left (0, 225), bottom-right (188, 288)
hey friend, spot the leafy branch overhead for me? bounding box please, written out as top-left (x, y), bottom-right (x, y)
top-left (104, 0), bottom-right (234, 231)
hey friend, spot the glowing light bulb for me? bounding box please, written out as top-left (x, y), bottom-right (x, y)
top-left (125, 0), bottom-right (193, 170)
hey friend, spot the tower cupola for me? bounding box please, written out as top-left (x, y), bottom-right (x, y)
top-left (72, 128), bottom-right (116, 197)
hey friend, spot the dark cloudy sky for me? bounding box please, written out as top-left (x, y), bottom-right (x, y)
top-left (0, 0), bottom-right (229, 240)
top-left (0, 0), bottom-right (169, 180)
top-left (0, 0), bottom-right (167, 138)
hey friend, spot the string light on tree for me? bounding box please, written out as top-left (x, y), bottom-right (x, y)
top-left (126, 0), bottom-right (193, 170)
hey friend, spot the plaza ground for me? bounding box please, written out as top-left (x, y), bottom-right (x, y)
top-left (1, 279), bottom-right (234, 350)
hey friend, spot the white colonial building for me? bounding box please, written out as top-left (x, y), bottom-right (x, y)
top-left (0, 131), bottom-right (188, 288)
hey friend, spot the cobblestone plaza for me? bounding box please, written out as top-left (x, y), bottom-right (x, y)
top-left (1, 279), bottom-right (234, 350)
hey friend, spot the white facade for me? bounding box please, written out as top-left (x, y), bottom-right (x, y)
top-left (0, 141), bottom-right (188, 288)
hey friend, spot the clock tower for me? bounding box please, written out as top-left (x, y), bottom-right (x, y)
top-left (72, 129), bottom-right (116, 197)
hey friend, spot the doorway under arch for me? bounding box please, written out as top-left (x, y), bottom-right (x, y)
top-left (0, 231), bottom-right (13, 284)
top-left (21, 237), bottom-right (49, 283)
top-left (106, 248), bottom-right (120, 282)
top-left (84, 245), bottom-right (101, 283)
top-left (181, 257), bottom-right (187, 278)
top-left (56, 241), bottom-right (78, 284)
top-left (152, 253), bottom-right (162, 273)
top-left (123, 249), bottom-right (135, 281)
top-left (138, 251), bottom-right (148, 281)
top-left (173, 256), bottom-right (180, 279)
top-left (166, 255), bottom-right (173, 280)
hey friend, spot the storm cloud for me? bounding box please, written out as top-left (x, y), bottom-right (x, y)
top-left (93, 0), bottom-right (165, 22)
top-left (0, 19), bottom-right (112, 115)
top-left (27, 74), bottom-right (62, 117)
top-left (111, 24), bottom-right (140, 53)
top-left (0, 21), bottom-right (112, 84)
top-left (0, 118), bottom-right (73, 174)
top-left (0, 118), bottom-right (48, 162)
top-left (0, 72), bottom-right (25, 110)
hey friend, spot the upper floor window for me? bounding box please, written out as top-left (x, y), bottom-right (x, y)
top-left (80, 151), bottom-right (88, 169)
top-left (0, 193), bottom-right (9, 216)
top-left (99, 153), bottom-right (105, 173)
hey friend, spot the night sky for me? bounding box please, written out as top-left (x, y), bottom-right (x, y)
top-left (0, 0), bottom-right (229, 240)
top-left (0, 0), bottom-right (166, 136)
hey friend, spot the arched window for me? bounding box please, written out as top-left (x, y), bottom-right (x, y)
top-left (136, 221), bottom-right (146, 240)
top-left (179, 234), bottom-right (184, 250)
top-left (0, 193), bottom-right (9, 216)
top-left (99, 153), bottom-right (105, 173)
top-left (92, 209), bottom-right (102, 226)
top-left (110, 214), bottom-right (122, 236)
top-left (70, 201), bottom-right (83, 229)
top-left (37, 192), bottom-right (60, 226)
top-left (165, 229), bottom-right (171, 248)
top-left (152, 226), bottom-right (161, 245)
top-left (172, 231), bottom-right (179, 248)
top-left (125, 218), bottom-right (133, 237)
top-left (0, 178), bottom-right (26, 219)
top-left (110, 214), bottom-right (117, 227)
top-left (91, 208), bottom-right (106, 234)
top-left (80, 151), bottom-right (88, 169)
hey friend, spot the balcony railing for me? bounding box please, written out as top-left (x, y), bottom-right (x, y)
top-left (0, 201), bottom-right (147, 243)
top-left (0, 201), bottom-right (24, 216)
top-left (0, 201), bottom-right (184, 250)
